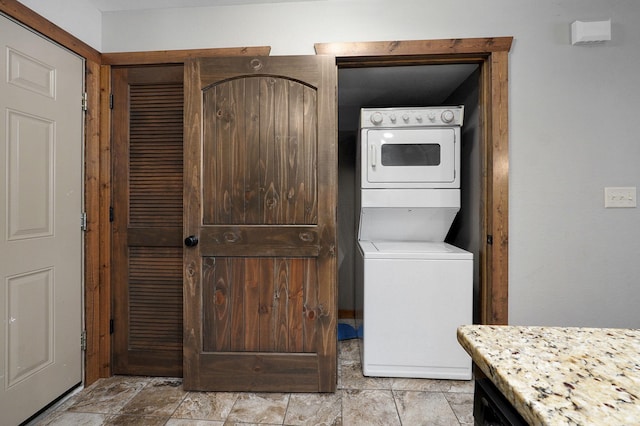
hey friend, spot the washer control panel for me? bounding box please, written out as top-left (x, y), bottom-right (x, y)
top-left (360, 106), bottom-right (464, 128)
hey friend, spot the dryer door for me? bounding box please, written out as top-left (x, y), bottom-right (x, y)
top-left (362, 128), bottom-right (458, 188)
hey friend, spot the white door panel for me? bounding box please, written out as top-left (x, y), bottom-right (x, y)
top-left (0, 15), bottom-right (83, 425)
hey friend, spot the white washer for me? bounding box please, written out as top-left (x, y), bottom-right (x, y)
top-left (356, 241), bottom-right (472, 380)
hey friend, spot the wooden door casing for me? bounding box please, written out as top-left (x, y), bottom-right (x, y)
top-left (111, 65), bottom-right (184, 376)
top-left (184, 55), bottom-right (337, 392)
top-left (315, 38), bottom-right (512, 325)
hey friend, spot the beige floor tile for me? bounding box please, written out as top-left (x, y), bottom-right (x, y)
top-left (118, 378), bottom-right (186, 417)
top-left (394, 390), bottom-right (460, 426)
top-left (338, 339), bottom-right (360, 362)
top-left (447, 379), bottom-right (475, 393)
top-left (103, 414), bottom-right (168, 425)
top-left (342, 389), bottom-right (400, 426)
top-left (391, 377), bottom-right (453, 392)
top-left (172, 391), bottom-right (239, 421)
top-left (66, 376), bottom-right (148, 414)
top-left (30, 330), bottom-right (475, 426)
top-left (338, 360), bottom-right (393, 390)
top-left (283, 392), bottom-right (342, 426)
top-left (167, 420), bottom-right (225, 426)
top-left (36, 411), bottom-right (109, 426)
top-left (445, 392), bottom-right (475, 424)
top-left (225, 393), bottom-right (289, 424)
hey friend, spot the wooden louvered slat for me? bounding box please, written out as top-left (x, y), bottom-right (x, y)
top-left (128, 247), bottom-right (183, 351)
top-left (129, 82), bottom-right (183, 227)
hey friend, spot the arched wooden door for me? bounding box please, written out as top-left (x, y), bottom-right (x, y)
top-left (183, 55), bottom-right (337, 392)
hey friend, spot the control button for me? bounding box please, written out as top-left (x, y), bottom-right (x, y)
top-left (427, 112), bottom-right (436, 122)
top-left (402, 114), bottom-right (410, 123)
top-left (370, 112), bottom-right (383, 125)
top-left (441, 110), bottom-right (455, 123)
top-left (416, 115), bottom-right (423, 122)
top-left (389, 114), bottom-right (397, 123)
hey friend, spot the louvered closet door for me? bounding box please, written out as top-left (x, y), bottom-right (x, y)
top-left (112, 65), bottom-right (184, 376)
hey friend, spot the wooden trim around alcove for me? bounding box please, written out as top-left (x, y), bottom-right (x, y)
top-left (102, 46), bottom-right (271, 65)
top-left (315, 37), bottom-right (512, 325)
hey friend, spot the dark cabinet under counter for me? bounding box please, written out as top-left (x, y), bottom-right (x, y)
top-left (474, 378), bottom-right (527, 426)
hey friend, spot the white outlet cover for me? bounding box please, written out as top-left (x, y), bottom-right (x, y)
top-left (604, 187), bottom-right (637, 208)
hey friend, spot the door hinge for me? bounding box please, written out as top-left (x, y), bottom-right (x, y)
top-left (109, 93), bottom-right (114, 109)
top-left (81, 330), bottom-right (87, 351)
top-left (110, 319), bottom-right (114, 334)
top-left (487, 235), bottom-right (493, 245)
top-left (109, 206), bottom-right (114, 222)
top-left (81, 212), bottom-right (88, 231)
top-left (82, 92), bottom-right (88, 112)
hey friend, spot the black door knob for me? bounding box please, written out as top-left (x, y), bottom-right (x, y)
top-left (184, 235), bottom-right (199, 247)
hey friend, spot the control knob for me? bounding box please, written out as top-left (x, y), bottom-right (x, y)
top-left (427, 112), bottom-right (436, 122)
top-left (441, 110), bottom-right (455, 123)
top-left (370, 112), bottom-right (383, 125)
top-left (402, 114), bottom-right (410, 123)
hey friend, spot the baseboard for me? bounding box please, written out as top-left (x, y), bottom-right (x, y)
top-left (338, 309), bottom-right (355, 319)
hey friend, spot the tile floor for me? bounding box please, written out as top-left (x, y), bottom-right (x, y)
top-left (30, 338), bottom-right (474, 425)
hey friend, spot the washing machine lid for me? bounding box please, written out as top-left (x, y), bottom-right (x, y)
top-left (358, 240), bottom-right (472, 260)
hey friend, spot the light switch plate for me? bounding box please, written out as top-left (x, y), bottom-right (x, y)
top-left (604, 187), bottom-right (637, 208)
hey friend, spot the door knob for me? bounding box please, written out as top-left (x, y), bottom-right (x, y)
top-left (184, 235), bottom-right (199, 247)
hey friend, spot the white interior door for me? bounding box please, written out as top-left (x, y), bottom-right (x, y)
top-left (0, 15), bottom-right (83, 425)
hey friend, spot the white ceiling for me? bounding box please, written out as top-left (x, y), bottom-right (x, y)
top-left (87, 0), bottom-right (324, 12)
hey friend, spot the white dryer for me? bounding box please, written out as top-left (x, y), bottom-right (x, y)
top-left (355, 107), bottom-right (472, 380)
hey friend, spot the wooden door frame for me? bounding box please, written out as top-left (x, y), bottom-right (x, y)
top-left (315, 38), bottom-right (512, 325)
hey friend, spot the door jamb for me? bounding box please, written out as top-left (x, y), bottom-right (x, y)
top-left (315, 38), bottom-right (512, 325)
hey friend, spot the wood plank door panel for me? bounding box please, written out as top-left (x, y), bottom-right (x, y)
top-left (111, 65), bottom-right (184, 376)
top-left (184, 56), bottom-right (337, 392)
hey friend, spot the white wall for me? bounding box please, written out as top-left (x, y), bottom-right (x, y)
top-left (25, 0), bottom-right (640, 328)
top-left (17, 0), bottom-right (101, 50)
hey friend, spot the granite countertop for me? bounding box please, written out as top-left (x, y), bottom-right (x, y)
top-left (457, 325), bottom-right (640, 426)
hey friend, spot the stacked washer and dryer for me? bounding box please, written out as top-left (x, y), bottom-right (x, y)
top-left (355, 106), bottom-right (472, 380)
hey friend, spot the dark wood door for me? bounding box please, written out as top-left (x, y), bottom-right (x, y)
top-left (111, 65), bottom-right (184, 376)
top-left (183, 56), bottom-right (337, 392)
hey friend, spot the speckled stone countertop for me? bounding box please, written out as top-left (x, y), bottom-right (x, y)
top-left (457, 325), bottom-right (640, 426)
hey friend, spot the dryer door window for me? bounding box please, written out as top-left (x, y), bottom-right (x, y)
top-left (363, 128), bottom-right (458, 187)
top-left (381, 143), bottom-right (441, 166)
